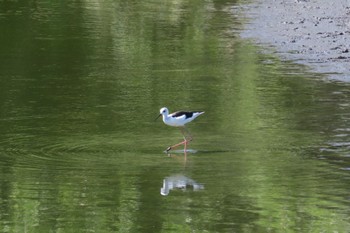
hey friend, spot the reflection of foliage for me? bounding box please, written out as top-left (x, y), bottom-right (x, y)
top-left (0, 0), bottom-right (350, 232)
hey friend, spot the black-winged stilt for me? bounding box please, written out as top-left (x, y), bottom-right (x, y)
top-left (156, 107), bottom-right (204, 153)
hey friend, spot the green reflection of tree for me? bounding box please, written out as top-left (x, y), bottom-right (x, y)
top-left (1, 0), bottom-right (350, 232)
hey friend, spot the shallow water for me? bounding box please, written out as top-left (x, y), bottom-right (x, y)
top-left (0, 1), bottom-right (350, 232)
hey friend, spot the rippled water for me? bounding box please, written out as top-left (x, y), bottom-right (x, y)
top-left (0, 1), bottom-right (350, 232)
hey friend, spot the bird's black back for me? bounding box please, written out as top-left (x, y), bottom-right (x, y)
top-left (172, 111), bottom-right (203, 119)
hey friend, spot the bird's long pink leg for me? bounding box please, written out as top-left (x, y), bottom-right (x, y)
top-left (183, 127), bottom-right (193, 142)
top-left (166, 127), bottom-right (191, 153)
top-left (182, 127), bottom-right (190, 153)
top-left (166, 140), bottom-right (187, 152)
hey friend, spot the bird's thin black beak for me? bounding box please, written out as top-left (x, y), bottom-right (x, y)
top-left (155, 114), bottom-right (161, 121)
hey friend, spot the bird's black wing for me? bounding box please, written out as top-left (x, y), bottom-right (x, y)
top-left (171, 111), bottom-right (194, 119)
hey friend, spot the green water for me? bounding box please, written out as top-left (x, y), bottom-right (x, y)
top-left (1, 1), bottom-right (350, 232)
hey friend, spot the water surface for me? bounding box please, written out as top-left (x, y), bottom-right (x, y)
top-left (0, 1), bottom-right (350, 232)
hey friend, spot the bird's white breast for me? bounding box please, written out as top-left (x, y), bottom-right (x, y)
top-left (163, 115), bottom-right (187, 127)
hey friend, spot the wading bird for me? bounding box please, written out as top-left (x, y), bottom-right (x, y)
top-left (156, 107), bottom-right (204, 153)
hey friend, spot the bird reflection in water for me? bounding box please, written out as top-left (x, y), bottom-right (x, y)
top-left (160, 175), bottom-right (204, 196)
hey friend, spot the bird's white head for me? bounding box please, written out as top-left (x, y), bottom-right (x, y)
top-left (159, 107), bottom-right (169, 116)
top-left (156, 107), bottom-right (169, 121)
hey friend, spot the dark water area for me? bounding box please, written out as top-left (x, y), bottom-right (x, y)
top-left (0, 1), bottom-right (350, 232)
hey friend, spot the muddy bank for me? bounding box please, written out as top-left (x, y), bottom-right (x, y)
top-left (234, 0), bottom-right (350, 81)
